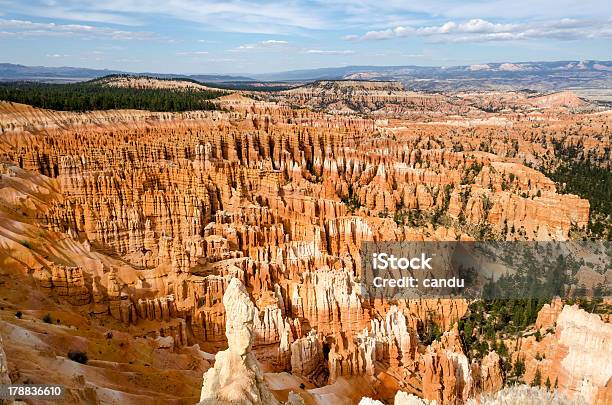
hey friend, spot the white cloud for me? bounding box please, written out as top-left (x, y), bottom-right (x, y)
top-left (207, 58), bottom-right (236, 63)
top-left (0, 18), bottom-right (155, 40)
top-left (356, 26), bottom-right (419, 40)
top-left (345, 18), bottom-right (612, 42)
top-left (2, 0), bottom-right (326, 34)
top-left (361, 29), bottom-right (396, 40)
top-left (260, 40), bottom-right (288, 45)
top-left (228, 39), bottom-right (290, 52)
top-left (46, 53), bottom-right (70, 58)
top-left (305, 49), bottom-right (355, 55)
top-left (2, 0), bottom-right (611, 37)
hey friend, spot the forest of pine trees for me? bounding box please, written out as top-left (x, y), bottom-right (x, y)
top-left (457, 299), bottom-right (548, 383)
top-left (0, 80), bottom-right (225, 112)
top-left (545, 141), bottom-right (611, 239)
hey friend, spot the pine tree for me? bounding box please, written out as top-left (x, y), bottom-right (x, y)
top-left (513, 358), bottom-right (525, 379)
top-left (497, 340), bottom-right (509, 357)
top-left (531, 368), bottom-right (542, 387)
top-left (545, 377), bottom-right (551, 391)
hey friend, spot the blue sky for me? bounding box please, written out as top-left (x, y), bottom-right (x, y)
top-left (0, 0), bottom-right (610, 74)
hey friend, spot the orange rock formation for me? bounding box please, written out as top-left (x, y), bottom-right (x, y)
top-left (0, 83), bottom-right (609, 404)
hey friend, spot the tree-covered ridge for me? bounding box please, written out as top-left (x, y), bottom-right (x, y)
top-left (545, 141), bottom-right (611, 239)
top-left (91, 75), bottom-right (297, 92)
top-left (87, 74), bottom-right (207, 86)
top-left (0, 80), bottom-right (226, 112)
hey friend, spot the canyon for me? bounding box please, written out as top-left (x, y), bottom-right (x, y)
top-left (0, 79), bottom-right (610, 404)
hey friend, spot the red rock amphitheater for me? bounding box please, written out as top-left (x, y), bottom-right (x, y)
top-left (0, 83), bottom-right (610, 404)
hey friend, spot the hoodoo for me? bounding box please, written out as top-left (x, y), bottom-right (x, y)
top-left (199, 278), bottom-right (280, 404)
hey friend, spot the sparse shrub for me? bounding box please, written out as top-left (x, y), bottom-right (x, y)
top-left (42, 313), bottom-right (52, 323)
top-left (15, 311), bottom-right (22, 319)
top-left (20, 240), bottom-right (32, 249)
top-left (67, 351), bottom-right (88, 364)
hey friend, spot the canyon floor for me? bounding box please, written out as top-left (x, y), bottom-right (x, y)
top-left (0, 79), bottom-right (610, 404)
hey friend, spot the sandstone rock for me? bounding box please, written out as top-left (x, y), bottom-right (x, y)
top-left (0, 84), bottom-right (607, 405)
top-left (199, 278), bottom-right (278, 404)
top-left (472, 351), bottom-right (504, 394)
top-left (155, 336), bottom-right (174, 349)
top-left (394, 391), bottom-right (432, 405)
top-left (555, 305), bottom-right (612, 404)
top-left (535, 297), bottom-right (564, 331)
top-left (290, 330), bottom-right (323, 377)
top-left (137, 295), bottom-right (177, 321)
top-left (0, 334), bottom-right (11, 385)
top-left (34, 265), bottom-right (91, 305)
top-left (358, 391), bottom-right (434, 405)
top-left (421, 329), bottom-right (473, 404)
top-left (286, 391), bottom-right (305, 405)
top-left (358, 398), bottom-right (384, 405)
top-left (277, 318), bottom-right (293, 370)
top-left (512, 303), bottom-right (612, 405)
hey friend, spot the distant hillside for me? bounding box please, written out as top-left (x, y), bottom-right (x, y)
top-left (0, 63), bottom-right (123, 83)
top-left (2, 60), bottom-right (611, 93)
top-left (287, 80), bottom-right (405, 92)
top-left (0, 63), bottom-right (253, 83)
top-left (252, 60), bottom-right (612, 92)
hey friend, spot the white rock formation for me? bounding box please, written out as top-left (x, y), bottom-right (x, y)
top-left (394, 391), bottom-right (432, 405)
top-left (290, 329), bottom-right (323, 376)
top-left (0, 334), bottom-right (11, 385)
top-left (277, 318), bottom-right (293, 370)
top-left (359, 391), bottom-right (434, 405)
top-left (556, 305), bottom-right (612, 404)
top-left (467, 385), bottom-right (584, 405)
top-left (199, 278), bottom-right (278, 404)
top-left (358, 398), bottom-right (384, 405)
